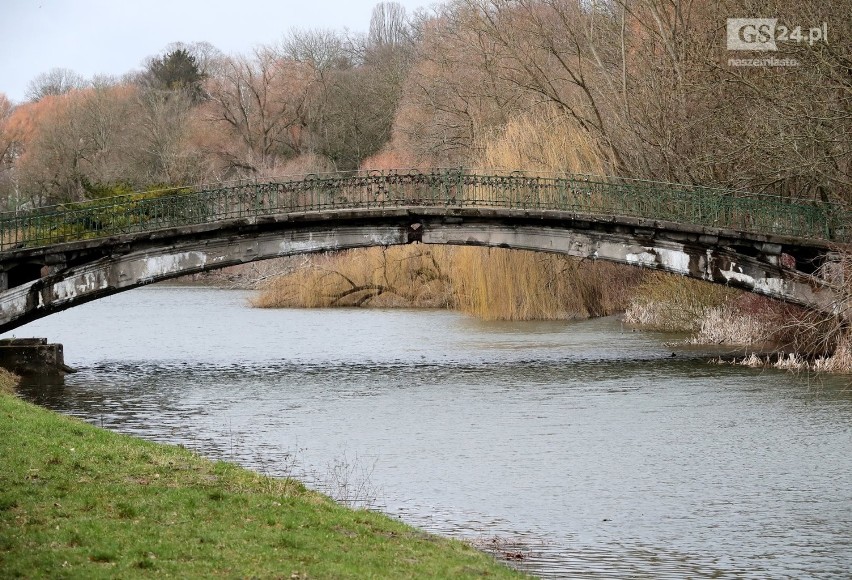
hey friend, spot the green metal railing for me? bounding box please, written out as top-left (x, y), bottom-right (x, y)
top-left (0, 169), bottom-right (848, 251)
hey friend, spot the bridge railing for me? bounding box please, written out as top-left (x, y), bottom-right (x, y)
top-left (0, 169), bottom-right (848, 251)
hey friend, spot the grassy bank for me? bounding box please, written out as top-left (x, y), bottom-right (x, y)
top-left (0, 384), bottom-right (524, 578)
top-left (0, 369), bottom-right (16, 395)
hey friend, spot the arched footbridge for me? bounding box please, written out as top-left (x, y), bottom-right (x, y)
top-left (0, 169), bottom-right (849, 333)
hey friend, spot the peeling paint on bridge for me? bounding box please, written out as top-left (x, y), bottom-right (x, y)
top-left (418, 218), bottom-right (838, 315)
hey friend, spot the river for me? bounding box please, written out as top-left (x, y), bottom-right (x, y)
top-left (9, 286), bottom-right (852, 578)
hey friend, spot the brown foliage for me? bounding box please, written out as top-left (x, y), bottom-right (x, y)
top-left (3, 83), bottom-right (204, 205)
top-left (2, 79), bottom-right (220, 207)
top-left (5, 92), bottom-right (91, 204)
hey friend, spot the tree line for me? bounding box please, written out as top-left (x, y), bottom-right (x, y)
top-left (0, 0), bottom-right (849, 211)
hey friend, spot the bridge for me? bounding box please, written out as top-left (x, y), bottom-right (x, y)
top-left (0, 169), bottom-right (849, 334)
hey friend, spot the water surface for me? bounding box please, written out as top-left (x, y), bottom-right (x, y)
top-left (11, 286), bottom-right (852, 578)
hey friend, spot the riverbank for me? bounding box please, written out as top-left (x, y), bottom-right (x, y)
top-left (0, 381), bottom-right (524, 578)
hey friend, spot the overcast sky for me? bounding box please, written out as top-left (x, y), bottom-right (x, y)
top-left (1, 0), bottom-right (433, 103)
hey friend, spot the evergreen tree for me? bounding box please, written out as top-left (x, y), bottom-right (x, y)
top-left (145, 49), bottom-right (206, 102)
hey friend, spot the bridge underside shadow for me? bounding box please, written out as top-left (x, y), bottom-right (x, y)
top-left (0, 208), bottom-right (842, 334)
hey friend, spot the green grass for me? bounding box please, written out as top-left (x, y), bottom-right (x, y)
top-left (0, 382), bottom-right (524, 579)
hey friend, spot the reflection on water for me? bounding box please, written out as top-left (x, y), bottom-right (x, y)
top-left (9, 286), bottom-right (852, 579)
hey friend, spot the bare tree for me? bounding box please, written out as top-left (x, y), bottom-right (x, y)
top-left (0, 94), bottom-right (14, 164)
top-left (369, 1), bottom-right (410, 47)
top-left (13, 93), bottom-right (89, 203)
top-left (205, 47), bottom-right (316, 176)
top-left (0, 94), bottom-right (17, 208)
top-left (279, 20), bottom-right (414, 169)
top-left (74, 85), bottom-right (138, 188)
top-left (392, 2), bottom-right (526, 164)
top-left (280, 28), bottom-right (349, 71)
top-left (132, 88), bottom-right (204, 184)
top-left (709, 0), bottom-right (852, 201)
top-left (25, 68), bottom-right (88, 102)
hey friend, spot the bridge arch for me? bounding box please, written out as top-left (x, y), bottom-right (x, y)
top-left (0, 206), bottom-right (840, 334)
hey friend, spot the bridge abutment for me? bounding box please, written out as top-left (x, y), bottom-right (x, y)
top-left (0, 338), bottom-right (75, 378)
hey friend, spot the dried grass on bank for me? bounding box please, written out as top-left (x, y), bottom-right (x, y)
top-left (720, 339), bottom-right (852, 373)
top-left (689, 293), bottom-right (806, 347)
top-left (0, 368), bottom-right (18, 395)
top-left (625, 273), bottom-right (810, 345)
top-left (631, 271), bottom-right (852, 372)
top-left (624, 273), bottom-right (738, 332)
top-left (714, 294), bottom-right (852, 372)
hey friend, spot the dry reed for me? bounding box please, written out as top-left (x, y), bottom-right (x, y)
top-left (624, 273), bottom-right (737, 332)
top-left (476, 111), bottom-right (608, 175)
top-left (450, 247), bottom-right (640, 320)
top-left (252, 246), bottom-right (455, 310)
top-left (253, 245), bottom-right (643, 321)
